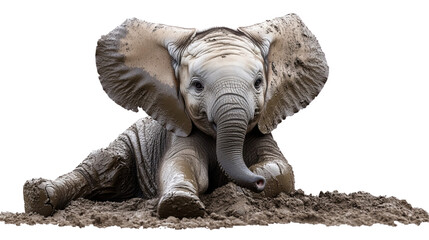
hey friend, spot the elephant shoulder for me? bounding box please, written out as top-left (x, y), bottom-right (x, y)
top-left (130, 116), bottom-right (169, 143)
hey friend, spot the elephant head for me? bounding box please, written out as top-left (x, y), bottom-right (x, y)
top-left (96, 14), bottom-right (329, 193)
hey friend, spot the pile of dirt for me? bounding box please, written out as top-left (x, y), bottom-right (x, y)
top-left (1, 183), bottom-right (428, 229)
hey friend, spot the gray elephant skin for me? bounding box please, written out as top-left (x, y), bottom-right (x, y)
top-left (23, 13), bottom-right (328, 218)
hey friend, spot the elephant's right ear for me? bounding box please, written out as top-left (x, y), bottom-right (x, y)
top-left (96, 19), bottom-right (196, 137)
top-left (239, 14), bottom-right (329, 134)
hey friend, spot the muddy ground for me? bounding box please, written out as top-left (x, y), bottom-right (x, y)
top-left (1, 183), bottom-right (428, 229)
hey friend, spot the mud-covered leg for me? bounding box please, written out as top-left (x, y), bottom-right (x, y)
top-left (23, 136), bottom-right (139, 216)
top-left (157, 136), bottom-right (210, 218)
top-left (23, 171), bottom-right (90, 217)
top-left (244, 130), bottom-right (295, 197)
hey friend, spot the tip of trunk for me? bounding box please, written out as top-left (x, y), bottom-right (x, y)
top-left (219, 162), bottom-right (267, 193)
top-left (254, 177), bottom-right (266, 192)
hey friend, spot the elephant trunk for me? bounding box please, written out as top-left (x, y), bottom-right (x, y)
top-left (213, 95), bottom-right (266, 192)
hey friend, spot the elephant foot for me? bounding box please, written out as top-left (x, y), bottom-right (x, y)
top-left (23, 178), bottom-right (59, 217)
top-left (250, 160), bottom-right (295, 197)
top-left (157, 190), bottom-right (205, 218)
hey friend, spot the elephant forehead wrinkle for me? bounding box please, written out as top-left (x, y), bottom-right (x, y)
top-left (183, 31), bottom-right (262, 61)
top-left (192, 41), bottom-right (258, 58)
top-left (189, 57), bottom-right (261, 82)
top-left (204, 61), bottom-right (259, 77)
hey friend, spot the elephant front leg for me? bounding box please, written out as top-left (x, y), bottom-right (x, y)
top-left (23, 171), bottom-right (90, 217)
top-left (245, 132), bottom-right (295, 197)
top-left (249, 158), bottom-right (294, 197)
top-left (157, 148), bottom-right (209, 218)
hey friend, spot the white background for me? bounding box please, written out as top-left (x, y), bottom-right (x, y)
top-left (1, 0), bottom-right (428, 239)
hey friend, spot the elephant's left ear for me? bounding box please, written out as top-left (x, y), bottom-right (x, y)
top-left (96, 19), bottom-right (196, 137)
top-left (238, 14), bottom-right (329, 134)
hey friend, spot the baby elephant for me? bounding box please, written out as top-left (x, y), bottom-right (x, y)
top-left (24, 13), bottom-right (328, 218)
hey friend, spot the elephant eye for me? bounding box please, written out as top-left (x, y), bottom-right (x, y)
top-left (254, 78), bottom-right (263, 90)
top-left (192, 80), bottom-right (204, 93)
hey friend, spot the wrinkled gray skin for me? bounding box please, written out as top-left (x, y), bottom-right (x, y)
top-left (23, 14), bottom-right (328, 218)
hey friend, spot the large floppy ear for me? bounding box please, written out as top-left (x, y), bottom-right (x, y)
top-left (238, 14), bottom-right (329, 134)
top-left (96, 19), bottom-right (196, 137)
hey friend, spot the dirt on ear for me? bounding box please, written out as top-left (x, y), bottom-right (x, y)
top-left (1, 183), bottom-right (428, 229)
